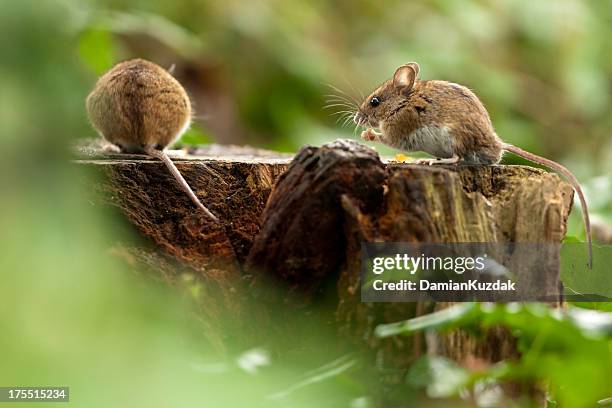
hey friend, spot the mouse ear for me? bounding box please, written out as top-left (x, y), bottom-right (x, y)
top-left (393, 63), bottom-right (420, 95)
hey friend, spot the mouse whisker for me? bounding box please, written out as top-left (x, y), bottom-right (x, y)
top-left (333, 111), bottom-right (352, 122)
top-left (324, 97), bottom-right (354, 104)
top-left (323, 103), bottom-right (355, 110)
top-left (325, 84), bottom-right (361, 107)
top-left (324, 95), bottom-right (356, 108)
top-left (324, 92), bottom-right (354, 100)
top-left (352, 122), bottom-right (361, 140)
top-left (342, 78), bottom-right (365, 103)
top-left (336, 112), bottom-right (356, 126)
top-left (330, 110), bottom-right (355, 117)
top-left (327, 83), bottom-right (358, 101)
top-left (340, 113), bottom-right (356, 128)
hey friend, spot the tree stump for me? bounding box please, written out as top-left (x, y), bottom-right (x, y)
top-left (74, 140), bottom-right (292, 341)
top-left (74, 138), bottom-right (573, 402)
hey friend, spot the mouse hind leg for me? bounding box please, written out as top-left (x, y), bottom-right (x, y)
top-left (117, 143), bottom-right (146, 154)
top-left (415, 154), bottom-right (460, 165)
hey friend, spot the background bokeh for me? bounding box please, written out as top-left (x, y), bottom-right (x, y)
top-left (1, 0), bottom-right (611, 407)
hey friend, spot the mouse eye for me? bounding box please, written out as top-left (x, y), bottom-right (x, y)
top-left (369, 96), bottom-right (381, 107)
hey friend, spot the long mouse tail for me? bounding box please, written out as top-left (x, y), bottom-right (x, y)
top-left (503, 143), bottom-right (592, 269)
top-left (145, 147), bottom-right (219, 222)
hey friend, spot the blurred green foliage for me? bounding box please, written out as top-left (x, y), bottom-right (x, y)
top-left (377, 303), bottom-right (612, 407)
top-left (1, 0), bottom-right (612, 406)
top-left (77, 0), bottom-right (612, 236)
top-left (71, 0), bottom-right (612, 157)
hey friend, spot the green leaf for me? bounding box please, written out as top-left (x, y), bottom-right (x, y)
top-left (406, 356), bottom-right (469, 398)
top-left (567, 307), bottom-right (612, 336)
top-left (375, 303), bottom-right (476, 338)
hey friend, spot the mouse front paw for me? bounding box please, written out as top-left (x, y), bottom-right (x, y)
top-left (101, 142), bottom-right (121, 154)
top-left (361, 129), bottom-right (379, 142)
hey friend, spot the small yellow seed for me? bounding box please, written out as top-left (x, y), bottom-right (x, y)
top-left (394, 153), bottom-right (411, 163)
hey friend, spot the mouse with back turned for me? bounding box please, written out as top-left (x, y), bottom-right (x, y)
top-left (354, 62), bottom-right (592, 268)
top-left (86, 58), bottom-right (218, 221)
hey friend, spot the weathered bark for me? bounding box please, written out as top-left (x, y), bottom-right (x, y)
top-left (336, 163), bottom-right (570, 403)
top-left (75, 140), bottom-right (291, 269)
top-left (246, 139), bottom-right (386, 296)
top-left (75, 138), bottom-right (573, 403)
top-left (74, 140), bottom-right (291, 339)
top-left (243, 141), bottom-right (571, 404)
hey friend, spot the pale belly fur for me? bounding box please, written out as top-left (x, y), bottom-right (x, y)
top-left (391, 125), bottom-right (454, 158)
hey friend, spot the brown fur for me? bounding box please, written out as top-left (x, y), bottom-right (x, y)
top-left (86, 58), bottom-right (191, 152)
top-left (354, 63), bottom-right (592, 268)
top-left (85, 59), bottom-right (218, 221)
top-left (354, 66), bottom-right (503, 164)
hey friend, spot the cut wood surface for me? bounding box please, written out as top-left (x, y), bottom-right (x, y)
top-left (74, 139), bottom-right (292, 269)
top-left (74, 138), bottom-right (574, 404)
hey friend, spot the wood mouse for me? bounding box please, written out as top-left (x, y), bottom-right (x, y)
top-left (354, 62), bottom-right (592, 268)
top-left (86, 58), bottom-right (218, 222)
